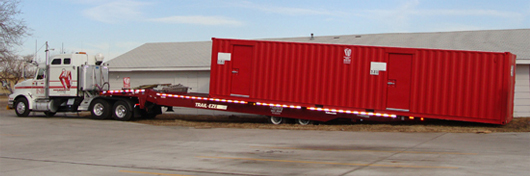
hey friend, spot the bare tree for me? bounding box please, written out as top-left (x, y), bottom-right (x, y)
top-left (0, 0), bottom-right (28, 60)
top-left (0, 54), bottom-right (35, 94)
top-left (0, 0), bottom-right (30, 94)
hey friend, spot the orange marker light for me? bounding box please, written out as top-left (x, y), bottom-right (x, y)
top-left (409, 116), bottom-right (414, 120)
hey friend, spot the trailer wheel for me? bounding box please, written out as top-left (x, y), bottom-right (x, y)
top-left (112, 100), bottom-right (133, 121)
top-left (297, 119), bottom-right (312, 125)
top-left (14, 97), bottom-right (30, 117)
top-left (270, 116), bottom-right (284, 125)
top-left (90, 99), bottom-right (111, 119)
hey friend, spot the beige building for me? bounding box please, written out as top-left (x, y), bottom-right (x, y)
top-left (107, 29), bottom-right (530, 117)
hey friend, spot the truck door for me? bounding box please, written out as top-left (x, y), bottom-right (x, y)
top-left (230, 45), bottom-right (253, 98)
top-left (386, 53), bottom-right (412, 112)
top-left (32, 68), bottom-right (46, 98)
top-left (49, 57), bottom-right (77, 96)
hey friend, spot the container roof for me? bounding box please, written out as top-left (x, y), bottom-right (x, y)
top-left (107, 29), bottom-right (530, 71)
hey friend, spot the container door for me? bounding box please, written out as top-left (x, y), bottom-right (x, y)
top-left (230, 45), bottom-right (253, 97)
top-left (386, 53), bottom-right (412, 111)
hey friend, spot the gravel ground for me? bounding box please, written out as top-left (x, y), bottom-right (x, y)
top-left (136, 113), bottom-right (530, 133)
top-left (2, 96), bottom-right (529, 133)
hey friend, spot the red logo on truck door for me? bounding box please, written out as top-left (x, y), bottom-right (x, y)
top-left (59, 68), bottom-right (72, 90)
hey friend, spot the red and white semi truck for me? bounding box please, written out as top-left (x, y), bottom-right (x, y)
top-left (8, 38), bottom-right (516, 125)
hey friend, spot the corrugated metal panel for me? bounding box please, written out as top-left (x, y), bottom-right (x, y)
top-left (209, 38), bottom-right (516, 124)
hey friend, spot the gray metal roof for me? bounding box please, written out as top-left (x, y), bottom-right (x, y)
top-left (107, 41), bottom-right (212, 71)
top-left (107, 29), bottom-right (530, 71)
top-left (269, 29), bottom-right (530, 61)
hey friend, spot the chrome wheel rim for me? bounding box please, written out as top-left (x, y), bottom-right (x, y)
top-left (298, 119), bottom-right (311, 125)
top-left (16, 102), bottom-right (26, 114)
top-left (270, 116), bottom-right (283, 125)
top-left (115, 105), bottom-right (127, 118)
top-left (93, 103), bottom-right (104, 116)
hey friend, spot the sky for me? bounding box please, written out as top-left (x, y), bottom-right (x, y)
top-left (16, 0), bottom-right (530, 62)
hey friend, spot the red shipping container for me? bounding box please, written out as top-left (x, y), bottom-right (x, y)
top-left (209, 38), bottom-right (516, 125)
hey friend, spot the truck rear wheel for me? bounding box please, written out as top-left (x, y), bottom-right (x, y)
top-left (14, 97), bottom-right (30, 117)
top-left (90, 99), bottom-right (111, 119)
top-left (112, 100), bottom-right (133, 121)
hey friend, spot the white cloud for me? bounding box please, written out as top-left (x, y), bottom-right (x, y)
top-left (80, 0), bottom-right (243, 26)
top-left (151, 16), bottom-right (243, 26)
top-left (59, 42), bottom-right (143, 62)
top-left (234, 1), bottom-right (337, 16)
top-left (82, 0), bottom-right (151, 23)
top-left (362, 0), bottom-right (420, 31)
top-left (360, 0), bottom-right (524, 32)
top-left (416, 9), bottom-right (523, 19)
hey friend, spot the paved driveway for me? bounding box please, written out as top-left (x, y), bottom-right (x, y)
top-left (1, 112), bottom-right (529, 176)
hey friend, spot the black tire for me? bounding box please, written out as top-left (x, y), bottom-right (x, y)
top-left (142, 112), bottom-right (157, 119)
top-left (90, 99), bottom-right (111, 119)
top-left (140, 104), bottom-right (162, 119)
top-left (14, 97), bottom-right (30, 117)
top-left (270, 116), bottom-right (284, 125)
top-left (44, 112), bottom-right (56, 117)
top-left (112, 100), bottom-right (133, 121)
top-left (297, 119), bottom-right (313, 125)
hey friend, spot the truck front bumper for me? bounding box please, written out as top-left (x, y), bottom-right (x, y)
top-left (7, 99), bottom-right (14, 109)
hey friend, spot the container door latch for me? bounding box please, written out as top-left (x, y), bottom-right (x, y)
top-left (387, 80), bottom-right (396, 86)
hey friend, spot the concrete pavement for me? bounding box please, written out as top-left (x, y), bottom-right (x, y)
top-left (0, 112), bottom-right (529, 176)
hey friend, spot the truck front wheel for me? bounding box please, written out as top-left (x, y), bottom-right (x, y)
top-left (14, 97), bottom-right (30, 117)
top-left (112, 100), bottom-right (133, 121)
top-left (90, 99), bottom-right (111, 119)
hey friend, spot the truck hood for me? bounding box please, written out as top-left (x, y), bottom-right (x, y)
top-left (14, 79), bottom-right (35, 88)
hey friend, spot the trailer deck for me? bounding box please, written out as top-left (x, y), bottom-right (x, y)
top-left (101, 89), bottom-right (403, 124)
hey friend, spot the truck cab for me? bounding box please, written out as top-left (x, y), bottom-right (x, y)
top-left (8, 52), bottom-right (108, 117)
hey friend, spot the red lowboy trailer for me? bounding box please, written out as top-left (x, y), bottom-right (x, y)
top-left (101, 38), bottom-right (515, 125)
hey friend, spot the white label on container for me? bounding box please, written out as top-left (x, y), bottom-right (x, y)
top-left (370, 62), bottom-right (387, 75)
top-left (218, 52), bottom-right (231, 65)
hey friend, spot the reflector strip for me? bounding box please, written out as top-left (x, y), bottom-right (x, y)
top-left (307, 107), bottom-right (397, 118)
top-left (255, 102), bottom-right (302, 109)
top-left (102, 89), bottom-right (145, 94)
top-left (155, 93), bottom-right (247, 104)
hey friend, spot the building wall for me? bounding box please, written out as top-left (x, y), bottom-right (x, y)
top-left (514, 64), bottom-right (530, 117)
top-left (109, 71), bottom-right (210, 92)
